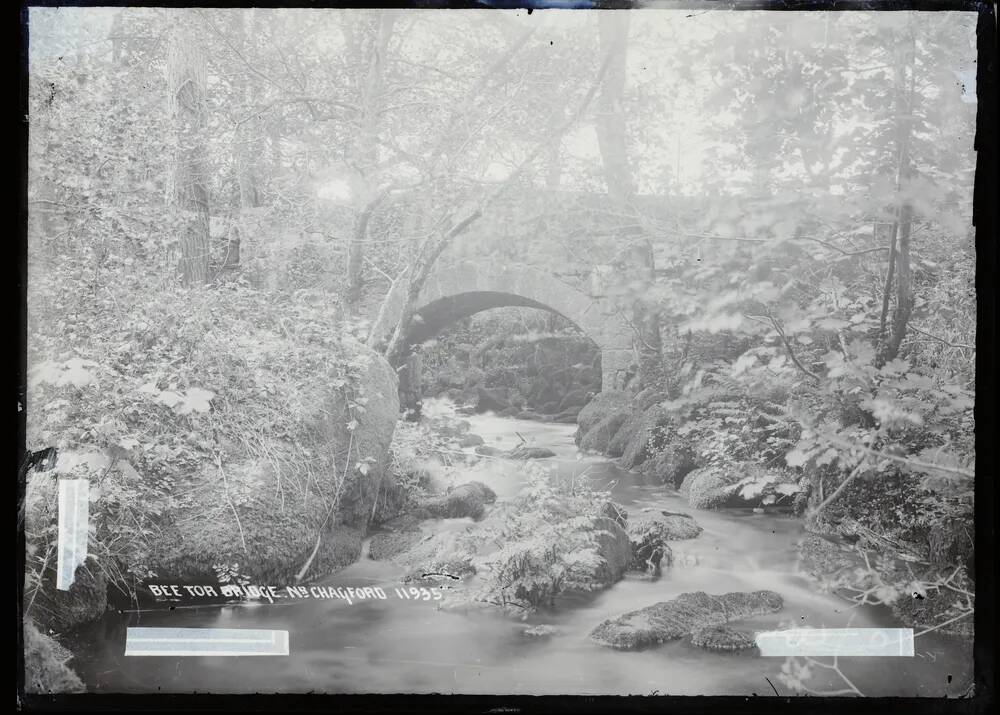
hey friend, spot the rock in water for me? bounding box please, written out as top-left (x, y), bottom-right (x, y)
top-left (507, 445), bottom-right (556, 460)
top-left (579, 411), bottom-right (628, 453)
top-left (576, 391), bottom-right (631, 443)
top-left (639, 445), bottom-right (698, 488)
top-left (474, 445), bottom-right (504, 457)
top-left (690, 625), bottom-right (757, 652)
top-left (458, 433), bottom-right (485, 448)
top-left (624, 511), bottom-right (703, 577)
top-left (417, 481), bottom-right (497, 520)
top-left (403, 559), bottom-right (476, 586)
top-left (625, 514), bottom-right (673, 577)
top-left (607, 408), bottom-right (644, 458)
top-left (619, 404), bottom-right (672, 468)
top-left (589, 590), bottom-right (783, 650)
top-left (590, 516), bottom-right (634, 586)
top-left (655, 511), bottom-right (704, 540)
top-left (680, 466), bottom-right (743, 508)
top-left (681, 463), bottom-right (805, 510)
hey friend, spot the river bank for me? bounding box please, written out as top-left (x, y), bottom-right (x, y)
top-left (60, 400), bottom-right (972, 696)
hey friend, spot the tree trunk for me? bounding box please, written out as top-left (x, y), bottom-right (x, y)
top-left (595, 12), bottom-right (660, 387)
top-left (345, 10), bottom-right (397, 304)
top-left (110, 10), bottom-right (125, 65)
top-left (166, 17), bottom-right (211, 286)
top-left (228, 9), bottom-right (263, 270)
top-left (883, 200), bottom-right (914, 362)
top-left (268, 120), bottom-right (283, 189)
top-left (595, 12), bottom-right (635, 205)
top-left (878, 21), bottom-right (917, 366)
top-left (383, 206), bottom-right (484, 367)
top-left (398, 349), bottom-right (424, 421)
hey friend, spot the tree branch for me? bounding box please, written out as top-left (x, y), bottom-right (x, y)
top-left (810, 454), bottom-right (875, 518)
top-left (795, 235), bottom-right (890, 257)
top-left (748, 313), bottom-right (822, 384)
top-left (807, 427), bottom-right (974, 480)
top-left (380, 49), bottom-right (615, 364)
top-left (907, 324), bottom-right (975, 351)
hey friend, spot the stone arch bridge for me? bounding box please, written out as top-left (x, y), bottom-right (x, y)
top-left (368, 259), bottom-right (636, 392)
top-left (364, 189), bottom-right (797, 400)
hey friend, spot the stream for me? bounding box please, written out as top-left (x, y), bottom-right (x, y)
top-left (69, 404), bottom-right (972, 696)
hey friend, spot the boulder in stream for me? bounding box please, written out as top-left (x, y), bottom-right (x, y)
top-left (639, 444), bottom-right (699, 488)
top-left (576, 390), bottom-right (631, 443)
top-left (579, 411), bottom-right (628, 454)
top-left (426, 415), bottom-right (471, 440)
top-left (624, 512), bottom-right (701, 578)
top-left (604, 388), bottom-right (662, 457)
top-left (681, 463), bottom-right (805, 510)
top-left (629, 530), bottom-right (672, 578)
top-left (607, 408), bottom-right (645, 458)
top-left (458, 433), bottom-right (485, 448)
top-left (589, 516), bottom-right (634, 586)
top-left (507, 445), bottom-right (557, 460)
top-left (474, 445), bottom-right (504, 457)
top-left (589, 590), bottom-right (783, 650)
top-left (619, 404), bottom-right (672, 468)
top-left (690, 625), bottom-right (758, 652)
top-left (403, 558), bottom-right (476, 586)
top-left (417, 481), bottom-right (497, 520)
top-left (680, 467), bottom-right (743, 508)
top-left (625, 511), bottom-right (703, 571)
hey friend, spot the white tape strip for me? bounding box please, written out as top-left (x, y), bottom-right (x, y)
top-left (756, 628), bottom-right (914, 657)
top-left (56, 479), bottom-right (90, 590)
top-left (125, 628), bottom-right (290, 656)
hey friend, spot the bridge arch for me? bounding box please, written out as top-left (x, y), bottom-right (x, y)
top-left (368, 260), bottom-right (634, 391)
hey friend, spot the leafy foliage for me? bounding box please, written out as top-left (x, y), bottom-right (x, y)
top-left (469, 465), bottom-right (615, 612)
top-left (25, 256), bottom-right (370, 597)
top-left (24, 9), bottom-right (976, 670)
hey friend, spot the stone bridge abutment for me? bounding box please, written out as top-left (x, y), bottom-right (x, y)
top-left (368, 260), bottom-right (635, 393)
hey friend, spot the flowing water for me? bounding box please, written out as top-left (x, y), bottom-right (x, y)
top-left (70, 404), bottom-right (973, 696)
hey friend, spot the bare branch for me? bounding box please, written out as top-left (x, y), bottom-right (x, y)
top-left (907, 324), bottom-right (975, 351)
